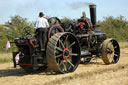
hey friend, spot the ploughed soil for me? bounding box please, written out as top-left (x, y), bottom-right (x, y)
top-left (0, 48), bottom-right (128, 85)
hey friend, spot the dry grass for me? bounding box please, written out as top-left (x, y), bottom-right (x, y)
top-left (0, 48), bottom-right (128, 85)
top-left (0, 53), bottom-right (12, 63)
top-left (0, 49), bottom-right (128, 85)
top-left (119, 42), bottom-right (128, 48)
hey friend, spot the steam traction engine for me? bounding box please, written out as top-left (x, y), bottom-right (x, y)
top-left (13, 5), bottom-right (120, 73)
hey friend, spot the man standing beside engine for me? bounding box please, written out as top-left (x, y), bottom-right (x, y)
top-left (35, 12), bottom-right (49, 51)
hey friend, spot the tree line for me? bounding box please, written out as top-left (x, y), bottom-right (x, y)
top-left (98, 16), bottom-right (128, 42)
top-left (0, 16), bottom-right (34, 52)
top-left (0, 15), bottom-right (128, 52)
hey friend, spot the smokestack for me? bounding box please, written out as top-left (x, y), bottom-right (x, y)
top-left (89, 5), bottom-right (96, 29)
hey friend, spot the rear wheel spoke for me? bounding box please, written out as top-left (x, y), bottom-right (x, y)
top-left (55, 50), bottom-right (60, 54)
top-left (56, 47), bottom-right (63, 52)
top-left (59, 40), bottom-right (65, 49)
top-left (58, 58), bottom-right (61, 64)
top-left (62, 62), bottom-right (67, 72)
top-left (68, 65), bottom-right (72, 71)
top-left (68, 42), bottom-right (75, 48)
top-left (67, 60), bottom-right (74, 67)
top-left (69, 53), bottom-right (78, 56)
top-left (64, 35), bottom-right (68, 46)
top-left (56, 54), bottom-right (62, 58)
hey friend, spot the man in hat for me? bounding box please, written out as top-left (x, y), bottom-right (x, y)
top-left (35, 12), bottom-right (49, 51)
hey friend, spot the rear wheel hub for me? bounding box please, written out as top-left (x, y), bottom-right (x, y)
top-left (63, 48), bottom-right (70, 60)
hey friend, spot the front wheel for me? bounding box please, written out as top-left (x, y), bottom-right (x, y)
top-left (101, 39), bottom-right (120, 64)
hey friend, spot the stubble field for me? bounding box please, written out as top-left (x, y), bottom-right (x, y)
top-left (0, 42), bottom-right (128, 85)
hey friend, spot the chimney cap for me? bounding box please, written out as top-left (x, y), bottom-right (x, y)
top-left (89, 5), bottom-right (96, 8)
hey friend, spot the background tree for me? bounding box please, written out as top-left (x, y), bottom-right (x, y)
top-left (61, 17), bottom-right (74, 23)
top-left (0, 25), bottom-right (8, 52)
top-left (98, 16), bottom-right (128, 41)
top-left (0, 15), bottom-right (34, 52)
top-left (5, 15), bottom-right (34, 40)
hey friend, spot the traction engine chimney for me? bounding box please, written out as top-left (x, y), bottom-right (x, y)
top-left (89, 5), bottom-right (96, 30)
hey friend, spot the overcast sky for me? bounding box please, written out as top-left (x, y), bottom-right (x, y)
top-left (0, 0), bottom-right (128, 24)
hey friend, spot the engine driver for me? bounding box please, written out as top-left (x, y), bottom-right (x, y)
top-left (35, 12), bottom-right (49, 51)
top-left (81, 11), bottom-right (86, 20)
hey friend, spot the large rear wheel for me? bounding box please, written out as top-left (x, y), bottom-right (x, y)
top-left (101, 39), bottom-right (120, 64)
top-left (46, 32), bottom-right (81, 73)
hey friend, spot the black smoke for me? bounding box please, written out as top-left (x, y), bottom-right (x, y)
top-left (70, 2), bottom-right (96, 10)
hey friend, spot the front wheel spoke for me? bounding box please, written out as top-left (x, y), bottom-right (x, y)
top-left (68, 42), bottom-right (76, 48)
top-left (69, 53), bottom-right (78, 56)
top-left (114, 46), bottom-right (117, 49)
top-left (59, 40), bottom-right (65, 49)
top-left (110, 47), bottom-right (114, 51)
top-left (109, 54), bottom-right (114, 62)
top-left (115, 52), bottom-right (119, 54)
top-left (107, 47), bottom-right (114, 52)
top-left (108, 54), bottom-right (113, 60)
top-left (56, 47), bottom-right (63, 52)
top-left (67, 60), bottom-right (74, 67)
top-left (114, 54), bottom-right (118, 56)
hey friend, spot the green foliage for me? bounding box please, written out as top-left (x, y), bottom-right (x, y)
top-left (98, 16), bottom-right (128, 41)
top-left (61, 17), bottom-right (74, 23)
top-left (5, 15), bottom-right (34, 39)
top-left (0, 25), bottom-right (8, 52)
top-left (0, 15), bottom-right (34, 52)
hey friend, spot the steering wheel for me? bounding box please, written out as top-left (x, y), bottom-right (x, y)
top-left (22, 26), bottom-right (32, 37)
top-left (48, 17), bottom-right (61, 26)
